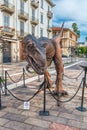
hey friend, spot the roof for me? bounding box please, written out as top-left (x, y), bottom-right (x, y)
top-left (52, 27), bottom-right (78, 37)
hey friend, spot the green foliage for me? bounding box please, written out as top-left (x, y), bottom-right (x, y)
top-left (72, 23), bottom-right (80, 38)
top-left (78, 46), bottom-right (87, 56)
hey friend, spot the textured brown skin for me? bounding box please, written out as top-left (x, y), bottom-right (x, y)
top-left (22, 23), bottom-right (66, 93)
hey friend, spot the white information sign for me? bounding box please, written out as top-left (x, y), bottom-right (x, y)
top-left (24, 101), bottom-right (30, 110)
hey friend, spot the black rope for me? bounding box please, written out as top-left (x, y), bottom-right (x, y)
top-left (7, 72), bottom-right (23, 83)
top-left (63, 70), bottom-right (83, 80)
top-left (47, 77), bottom-right (83, 103)
top-left (6, 80), bottom-right (45, 102)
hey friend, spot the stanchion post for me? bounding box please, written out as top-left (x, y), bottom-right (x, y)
top-left (0, 77), bottom-right (2, 109)
top-left (39, 75), bottom-right (49, 116)
top-left (37, 75), bottom-right (41, 82)
top-left (0, 76), bottom-right (6, 110)
top-left (22, 68), bottom-right (27, 88)
top-left (5, 71), bottom-right (8, 96)
top-left (76, 68), bottom-right (87, 112)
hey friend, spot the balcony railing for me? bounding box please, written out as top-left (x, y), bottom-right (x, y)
top-left (0, 26), bottom-right (15, 37)
top-left (30, 16), bottom-right (39, 25)
top-left (31, 0), bottom-right (39, 8)
top-left (17, 31), bottom-right (28, 39)
top-left (45, 0), bottom-right (55, 7)
top-left (47, 26), bottom-right (52, 32)
top-left (24, 0), bottom-right (28, 2)
top-left (47, 11), bottom-right (53, 19)
top-left (18, 10), bottom-right (28, 21)
top-left (0, 0), bottom-right (15, 14)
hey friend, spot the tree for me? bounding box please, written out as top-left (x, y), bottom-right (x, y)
top-left (72, 23), bottom-right (80, 38)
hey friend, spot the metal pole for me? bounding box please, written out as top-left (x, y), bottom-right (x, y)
top-left (0, 77), bottom-right (2, 109)
top-left (81, 69), bottom-right (86, 110)
top-left (37, 75), bottom-right (41, 82)
top-left (5, 71), bottom-right (8, 96)
top-left (0, 76), bottom-right (6, 110)
top-left (39, 75), bottom-right (49, 116)
top-left (76, 68), bottom-right (87, 112)
top-left (22, 68), bottom-right (27, 88)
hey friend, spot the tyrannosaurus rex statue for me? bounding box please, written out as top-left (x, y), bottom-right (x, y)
top-left (22, 23), bottom-right (67, 95)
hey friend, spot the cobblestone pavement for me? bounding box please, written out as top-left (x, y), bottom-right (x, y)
top-left (0, 61), bottom-right (87, 130)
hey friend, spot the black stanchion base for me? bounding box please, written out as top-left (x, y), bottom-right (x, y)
top-left (39, 111), bottom-right (50, 116)
top-left (0, 106), bottom-right (6, 110)
top-left (21, 85), bottom-right (27, 88)
top-left (3, 94), bottom-right (10, 96)
top-left (76, 107), bottom-right (87, 112)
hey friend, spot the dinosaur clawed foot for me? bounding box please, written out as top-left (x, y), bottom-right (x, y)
top-left (52, 90), bottom-right (68, 96)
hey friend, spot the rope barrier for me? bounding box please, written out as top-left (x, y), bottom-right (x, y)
top-left (63, 70), bottom-right (84, 80)
top-left (6, 80), bottom-right (45, 102)
top-left (47, 77), bottom-right (83, 103)
top-left (4, 67), bottom-right (84, 105)
top-left (7, 72), bottom-right (23, 83)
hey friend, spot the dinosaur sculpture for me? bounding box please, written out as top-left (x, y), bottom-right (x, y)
top-left (22, 23), bottom-right (67, 95)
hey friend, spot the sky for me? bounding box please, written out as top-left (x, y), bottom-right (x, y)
top-left (52, 0), bottom-right (87, 42)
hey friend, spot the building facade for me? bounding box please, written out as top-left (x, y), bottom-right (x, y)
top-left (0, 0), bottom-right (55, 63)
top-left (52, 27), bottom-right (78, 56)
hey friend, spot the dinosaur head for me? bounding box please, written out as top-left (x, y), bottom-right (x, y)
top-left (22, 35), bottom-right (47, 75)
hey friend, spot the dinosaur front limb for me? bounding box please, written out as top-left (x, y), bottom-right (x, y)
top-left (44, 70), bottom-right (52, 85)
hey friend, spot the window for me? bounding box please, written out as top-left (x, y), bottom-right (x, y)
top-left (40, 28), bottom-right (43, 37)
top-left (48, 32), bottom-right (49, 38)
top-left (20, 0), bottom-right (24, 14)
top-left (32, 8), bottom-right (35, 20)
top-left (4, 14), bottom-right (9, 32)
top-left (70, 33), bottom-right (72, 38)
top-left (4, 0), bottom-right (9, 6)
top-left (20, 21), bottom-right (24, 36)
top-left (53, 32), bottom-right (56, 37)
top-left (41, 0), bottom-right (43, 8)
top-left (47, 19), bottom-right (50, 28)
top-left (32, 25), bottom-right (35, 35)
top-left (40, 13), bottom-right (43, 23)
top-left (48, 6), bottom-right (50, 11)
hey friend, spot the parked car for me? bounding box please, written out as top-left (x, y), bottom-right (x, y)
top-left (62, 54), bottom-right (68, 58)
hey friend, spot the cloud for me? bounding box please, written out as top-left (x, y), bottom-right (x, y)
top-left (52, 0), bottom-right (87, 41)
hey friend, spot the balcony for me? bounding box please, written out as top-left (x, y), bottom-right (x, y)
top-left (31, 0), bottom-right (39, 8)
top-left (0, 26), bottom-right (15, 37)
top-left (45, 0), bottom-right (55, 7)
top-left (47, 11), bottom-right (53, 19)
top-left (30, 16), bottom-right (39, 25)
top-left (47, 26), bottom-right (52, 32)
top-left (24, 0), bottom-right (28, 2)
top-left (0, 1), bottom-right (15, 14)
top-left (18, 10), bottom-right (28, 21)
top-left (17, 31), bottom-right (28, 39)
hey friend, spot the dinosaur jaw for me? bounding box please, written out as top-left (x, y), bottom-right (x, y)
top-left (27, 55), bottom-right (46, 75)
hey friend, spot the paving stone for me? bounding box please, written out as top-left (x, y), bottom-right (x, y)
top-left (55, 117), bottom-right (68, 125)
top-left (83, 116), bottom-right (87, 123)
top-left (25, 117), bottom-right (51, 128)
top-left (3, 113), bottom-right (28, 122)
top-left (4, 121), bottom-right (32, 130)
top-left (42, 115), bottom-right (59, 122)
top-left (59, 112), bottom-right (83, 121)
top-left (3, 107), bottom-right (23, 114)
top-left (0, 126), bottom-right (12, 130)
top-left (31, 126), bottom-right (48, 130)
top-left (0, 111), bottom-right (7, 117)
top-left (0, 118), bottom-right (9, 125)
top-left (49, 123), bottom-right (80, 130)
top-left (68, 120), bottom-right (87, 129)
